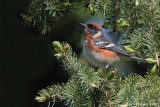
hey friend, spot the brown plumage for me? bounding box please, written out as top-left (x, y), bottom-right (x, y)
top-left (88, 23), bottom-right (102, 30)
top-left (81, 23), bottom-right (147, 68)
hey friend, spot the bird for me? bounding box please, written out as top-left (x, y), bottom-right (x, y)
top-left (80, 22), bottom-right (147, 69)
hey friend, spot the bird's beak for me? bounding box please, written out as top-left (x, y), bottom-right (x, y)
top-left (80, 23), bottom-right (87, 28)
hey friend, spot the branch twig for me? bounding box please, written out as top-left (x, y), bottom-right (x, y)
top-left (103, 0), bottom-right (107, 15)
top-left (68, 79), bottom-right (80, 106)
top-left (155, 52), bottom-right (159, 76)
top-left (63, 53), bottom-right (77, 73)
top-left (134, 38), bottom-right (144, 55)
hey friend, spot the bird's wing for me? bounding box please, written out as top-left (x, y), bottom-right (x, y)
top-left (94, 36), bottom-right (130, 56)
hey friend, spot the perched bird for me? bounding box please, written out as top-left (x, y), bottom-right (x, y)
top-left (80, 23), bottom-right (147, 69)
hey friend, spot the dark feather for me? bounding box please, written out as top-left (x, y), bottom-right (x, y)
top-left (94, 36), bottom-right (130, 56)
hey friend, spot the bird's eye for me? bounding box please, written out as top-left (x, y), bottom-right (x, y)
top-left (87, 24), bottom-right (96, 30)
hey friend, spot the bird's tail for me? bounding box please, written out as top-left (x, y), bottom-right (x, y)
top-left (130, 56), bottom-right (148, 63)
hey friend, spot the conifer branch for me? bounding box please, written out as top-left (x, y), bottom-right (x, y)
top-left (113, 1), bottom-right (119, 32)
top-left (103, 0), bottom-right (107, 15)
top-left (36, 41), bottom-right (160, 106)
top-left (134, 38), bottom-right (144, 55)
top-left (155, 52), bottom-right (160, 75)
top-left (105, 91), bottom-right (113, 107)
top-left (22, 0), bottom-right (160, 106)
top-left (63, 53), bottom-right (77, 73)
top-left (68, 79), bottom-right (80, 105)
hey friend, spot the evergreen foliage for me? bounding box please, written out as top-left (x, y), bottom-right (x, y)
top-left (22, 0), bottom-right (160, 106)
top-left (35, 41), bottom-right (160, 106)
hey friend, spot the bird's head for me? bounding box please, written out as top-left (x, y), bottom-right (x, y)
top-left (80, 23), bottom-right (102, 36)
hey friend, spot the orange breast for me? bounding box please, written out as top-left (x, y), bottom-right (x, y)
top-left (95, 48), bottom-right (118, 59)
top-left (85, 31), bottom-right (117, 59)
